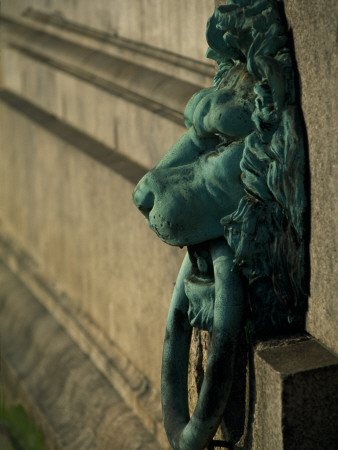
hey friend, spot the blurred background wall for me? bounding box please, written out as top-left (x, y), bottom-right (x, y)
top-left (0, 2), bottom-right (214, 448)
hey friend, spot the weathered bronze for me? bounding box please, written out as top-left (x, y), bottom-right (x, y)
top-left (133, 1), bottom-right (307, 448)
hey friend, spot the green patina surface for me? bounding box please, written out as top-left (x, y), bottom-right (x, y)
top-left (133, 1), bottom-right (307, 449)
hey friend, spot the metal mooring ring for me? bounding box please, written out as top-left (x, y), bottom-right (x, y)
top-left (161, 241), bottom-right (245, 450)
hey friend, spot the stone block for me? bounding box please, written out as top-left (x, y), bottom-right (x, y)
top-left (253, 338), bottom-right (338, 450)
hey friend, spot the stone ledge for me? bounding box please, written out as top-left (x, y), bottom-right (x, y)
top-left (1, 16), bottom-right (204, 125)
top-left (253, 338), bottom-right (338, 450)
top-left (0, 89), bottom-right (147, 185)
top-left (12, 8), bottom-right (215, 88)
top-left (0, 261), bottom-right (161, 450)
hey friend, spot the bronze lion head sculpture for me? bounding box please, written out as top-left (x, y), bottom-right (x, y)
top-left (133, 1), bottom-right (307, 448)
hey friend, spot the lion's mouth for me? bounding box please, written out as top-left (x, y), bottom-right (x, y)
top-left (187, 240), bottom-right (219, 279)
top-left (185, 240), bottom-right (221, 332)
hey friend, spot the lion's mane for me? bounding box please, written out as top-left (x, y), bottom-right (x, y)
top-left (206, 0), bottom-right (307, 335)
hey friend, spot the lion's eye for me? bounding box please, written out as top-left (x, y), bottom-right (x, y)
top-left (215, 133), bottom-right (233, 152)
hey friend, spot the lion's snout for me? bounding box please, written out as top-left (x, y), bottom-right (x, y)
top-left (132, 178), bottom-right (155, 220)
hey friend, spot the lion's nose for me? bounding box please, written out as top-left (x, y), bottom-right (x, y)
top-left (132, 182), bottom-right (155, 219)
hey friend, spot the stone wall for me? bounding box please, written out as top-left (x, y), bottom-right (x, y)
top-left (282, 0), bottom-right (338, 356)
top-left (0, 1), bottom-right (215, 447)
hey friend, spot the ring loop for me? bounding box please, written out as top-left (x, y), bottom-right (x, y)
top-left (161, 241), bottom-right (245, 450)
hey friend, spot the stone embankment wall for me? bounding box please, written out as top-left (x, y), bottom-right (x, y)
top-left (0, 2), bottom-right (214, 448)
